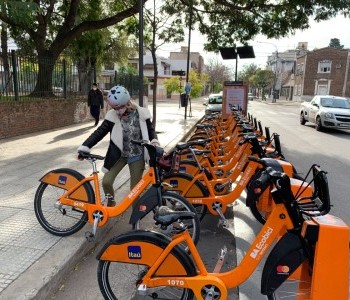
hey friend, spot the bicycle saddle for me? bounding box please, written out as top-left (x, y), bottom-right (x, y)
top-left (153, 206), bottom-right (196, 226)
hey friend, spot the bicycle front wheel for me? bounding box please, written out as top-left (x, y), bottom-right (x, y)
top-left (97, 231), bottom-right (195, 300)
top-left (34, 169), bottom-right (95, 236)
top-left (133, 191), bottom-right (200, 246)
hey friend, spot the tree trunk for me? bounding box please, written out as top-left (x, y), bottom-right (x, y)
top-left (30, 52), bottom-right (56, 97)
top-left (1, 23), bottom-right (11, 93)
top-left (76, 59), bottom-right (93, 94)
top-left (151, 48), bottom-right (158, 127)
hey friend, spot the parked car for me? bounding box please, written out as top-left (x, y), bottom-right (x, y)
top-left (53, 86), bottom-right (63, 93)
top-left (204, 93), bottom-right (222, 115)
top-left (300, 95), bottom-right (350, 131)
top-left (248, 92), bottom-right (254, 101)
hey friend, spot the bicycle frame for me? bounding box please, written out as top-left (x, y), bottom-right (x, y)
top-left (98, 197), bottom-right (349, 300)
top-left (40, 166), bottom-right (158, 227)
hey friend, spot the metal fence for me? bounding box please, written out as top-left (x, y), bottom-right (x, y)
top-left (0, 50), bottom-right (140, 101)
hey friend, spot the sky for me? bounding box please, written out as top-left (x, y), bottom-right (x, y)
top-left (157, 14), bottom-right (350, 70)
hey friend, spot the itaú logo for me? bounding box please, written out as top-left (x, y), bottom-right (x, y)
top-left (250, 227), bottom-right (273, 259)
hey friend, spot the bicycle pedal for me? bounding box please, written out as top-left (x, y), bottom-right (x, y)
top-left (85, 231), bottom-right (95, 242)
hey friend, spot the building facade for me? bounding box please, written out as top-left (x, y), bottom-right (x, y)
top-left (266, 42), bottom-right (308, 100)
top-left (294, 47), bottom-right (350, 101)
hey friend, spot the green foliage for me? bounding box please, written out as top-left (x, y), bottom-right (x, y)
top-left (238, 64), bottom-right (259, 82)
top-left (163, 76), bottom-right (181, 94)
top-left (161, 0), bottom-right (349, 52)
top-left (188, 69), bottom-right (203, 98)
top-left (249, 69), bottom-right (274, 100)
top-left (163, 69), bottom-right (206, 98)
top-left (329, 38), bottom-right (344, 49)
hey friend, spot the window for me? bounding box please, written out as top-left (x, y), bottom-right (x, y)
top-left (318, 61), bottom-right (331, 73)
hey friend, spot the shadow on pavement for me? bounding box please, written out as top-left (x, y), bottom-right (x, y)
top-left (47, 125), bottom-right (93, 144)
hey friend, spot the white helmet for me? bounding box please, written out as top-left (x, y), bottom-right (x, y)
top-left (107, 85), bottom-right (130, 106)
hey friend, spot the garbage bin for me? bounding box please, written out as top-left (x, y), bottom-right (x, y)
top-left (180, 93), bottom-right (188, 107)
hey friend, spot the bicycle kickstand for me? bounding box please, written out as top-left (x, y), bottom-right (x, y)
top-left (85, 211), bottom-right (103, 242)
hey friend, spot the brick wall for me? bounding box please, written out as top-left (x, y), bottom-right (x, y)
top-left (0, 98), bottom-right (108, 139)
top-left (303, 48), bottom-right (350, 97)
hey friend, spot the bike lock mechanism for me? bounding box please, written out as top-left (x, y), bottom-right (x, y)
top-left (212, 202), bottom-right (228, 228)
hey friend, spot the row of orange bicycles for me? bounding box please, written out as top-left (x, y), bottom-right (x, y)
top-left (34, 105), bottom-right (349, 299)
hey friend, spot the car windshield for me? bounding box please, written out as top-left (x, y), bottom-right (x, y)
top-left (320, 98), bottom-right (350, 109)
top-left (208, 96), bottom-right (222, 104)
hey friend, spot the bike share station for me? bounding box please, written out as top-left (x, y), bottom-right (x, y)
top-left (222, 80), bottom-right (249, 119)
top-left (219, 45), bottom-right (253, 119)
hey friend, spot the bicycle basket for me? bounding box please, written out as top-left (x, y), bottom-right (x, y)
top-left (295, 165), bottom-right (331, 216)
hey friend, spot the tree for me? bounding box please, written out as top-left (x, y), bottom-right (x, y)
top-left (238, 63), bottom-right (259, 83)
top-left (206, 58), bottom-right (232, 93)
top-left (249, 69), bottom-right (274, 101)
top-left (238, 63), bottom-right (259, 94)
top-left (162, 1), bottom-right (349, 52)
top-left (0, 20), bottom-right (11, 92)
top-left (188, 69), bottom-right (205, 98)
top-left (329, 38), bottom-right (344, 49)
top-left (163, 76), bottom-right (181, 95)
top-left (0, 0), bottom-right (144, 96)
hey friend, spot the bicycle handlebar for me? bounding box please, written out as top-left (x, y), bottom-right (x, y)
top-left (78, 151), bottom-right (104, 161)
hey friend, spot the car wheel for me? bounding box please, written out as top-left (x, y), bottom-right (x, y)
top-left (315, 117), bottom-right (323, 131)
top-left (300, 112), bottom-right (306, 125)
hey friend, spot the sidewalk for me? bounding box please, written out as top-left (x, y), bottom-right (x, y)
top-left (0, 98), bottom-right (206, 299)
top-left (254, 97), bottom-right (301, 106)
top-left (0, 97), bottom-right (265, 300)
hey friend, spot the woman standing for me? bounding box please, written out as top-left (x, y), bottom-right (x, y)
top-left (78, 85), bottom-right (159, 206)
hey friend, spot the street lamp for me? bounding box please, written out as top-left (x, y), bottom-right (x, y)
top-left (257, 41), bottom-right (279, 103)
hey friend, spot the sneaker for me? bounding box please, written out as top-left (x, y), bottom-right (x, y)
top-left (107, 199), bottom-right (116, 207)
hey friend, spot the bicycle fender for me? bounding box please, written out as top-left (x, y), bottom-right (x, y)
top-left (261, 232), bottom-right (306, 295)
top-left (129, 186), bottom-right (159, 225)
top-left (97, 230), bottom-right (197, 276)
top-left (39, 168), bottom-right (93, 202)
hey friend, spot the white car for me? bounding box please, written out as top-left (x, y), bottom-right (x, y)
top-left (204, 93), bottom-right (223, 115)
top-left (300, 95), bottom-right (350, 131)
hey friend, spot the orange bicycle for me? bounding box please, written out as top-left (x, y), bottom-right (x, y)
top-left (34, 141), bottom-right (200, 244)
top-left (96, 162), bottom-right (349, 299)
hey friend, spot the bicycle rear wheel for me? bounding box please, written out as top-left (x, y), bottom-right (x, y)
top-left (34, 169), bottom-right (95, 236)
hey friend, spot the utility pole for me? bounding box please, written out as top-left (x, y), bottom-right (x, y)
top-left (257, 41), bottom-right (279, 102)
top-left (185, 0), bottom-right (193, 120)
top-left (138, 0), bottom-right (144, 107)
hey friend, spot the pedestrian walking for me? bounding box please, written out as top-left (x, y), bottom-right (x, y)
top-left (78, 85), bottom-right (159, 206)
top-left (88, 83), bottom-right (104, 126)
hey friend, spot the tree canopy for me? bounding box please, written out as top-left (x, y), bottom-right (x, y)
top-left (162, 0), bottom-right (350, 52)
top-left (0, 0), bottom-right (144, 95)
top-left (329, 38), bottom-right (344, 49)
